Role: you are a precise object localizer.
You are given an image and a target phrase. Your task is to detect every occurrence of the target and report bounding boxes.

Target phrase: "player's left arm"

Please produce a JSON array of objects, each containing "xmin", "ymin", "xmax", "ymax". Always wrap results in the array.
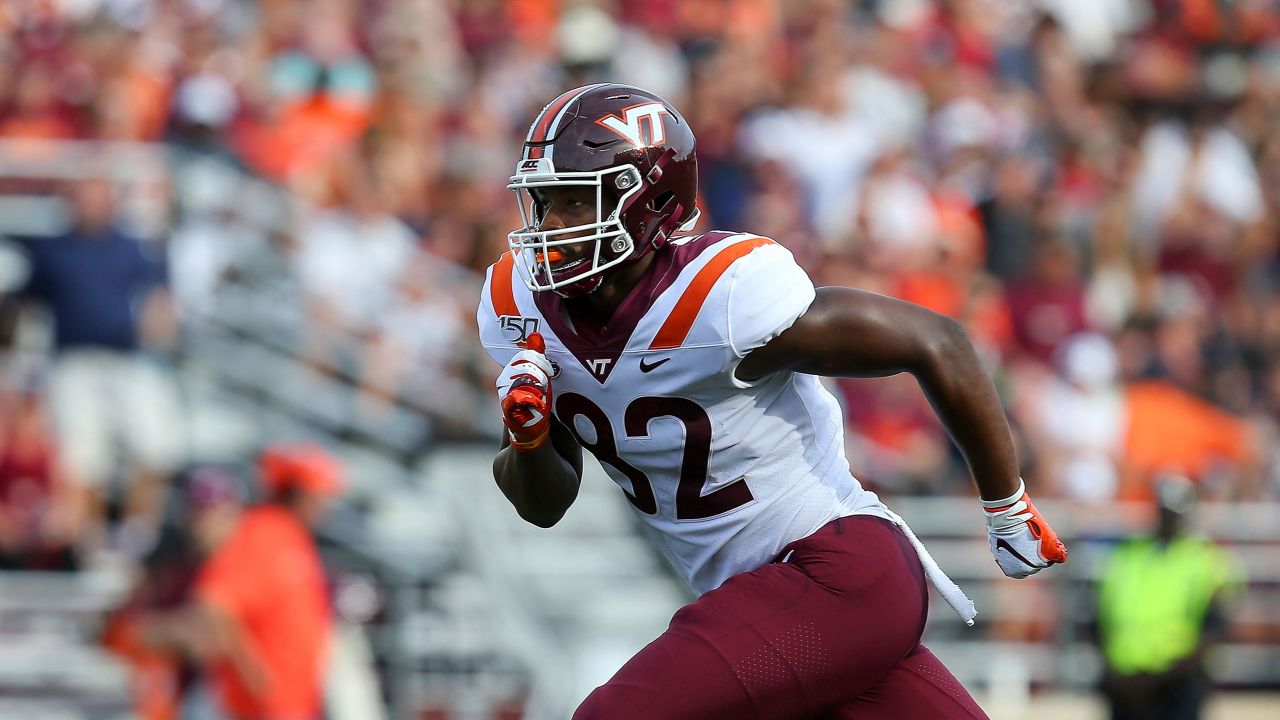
[{"xmin": 738, "ymin": 286, "xmax": 1067, "ymax": 577}]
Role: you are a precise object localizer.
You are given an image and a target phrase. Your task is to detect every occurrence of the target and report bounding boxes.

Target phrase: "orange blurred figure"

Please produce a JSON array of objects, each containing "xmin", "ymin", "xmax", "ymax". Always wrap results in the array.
[{"xmin": 193, "ymin": 442, "xmax": 344, "ymax": 719}]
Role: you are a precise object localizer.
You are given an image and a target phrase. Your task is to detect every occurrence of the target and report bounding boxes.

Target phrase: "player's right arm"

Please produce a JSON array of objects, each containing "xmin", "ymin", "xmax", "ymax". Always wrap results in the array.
[{"xmin": 491, "ymin": 332, "xmax": 584, "ymax": 527}]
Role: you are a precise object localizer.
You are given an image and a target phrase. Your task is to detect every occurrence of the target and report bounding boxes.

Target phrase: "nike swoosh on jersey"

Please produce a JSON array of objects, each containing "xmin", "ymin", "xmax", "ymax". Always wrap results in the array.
[{"xmin": 639, "ymin": 357, "xmax": 671, "ymax": 373}]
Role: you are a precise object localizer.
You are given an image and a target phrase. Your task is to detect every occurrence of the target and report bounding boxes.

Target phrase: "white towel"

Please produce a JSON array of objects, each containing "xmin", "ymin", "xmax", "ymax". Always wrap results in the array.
[{"xmin": 882, "ymin": 508, "xmax": 978, "ymax": 626}]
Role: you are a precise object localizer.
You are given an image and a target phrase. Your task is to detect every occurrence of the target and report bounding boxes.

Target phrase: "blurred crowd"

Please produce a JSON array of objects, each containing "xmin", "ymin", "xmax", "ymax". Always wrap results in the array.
[
  {"xmin": 0, "ymin": 0, "xmax": 1278, "ymax": 572},
  {"xmin": 0, "ymin": 2, "xmax": 1275, "ymax": 716}
]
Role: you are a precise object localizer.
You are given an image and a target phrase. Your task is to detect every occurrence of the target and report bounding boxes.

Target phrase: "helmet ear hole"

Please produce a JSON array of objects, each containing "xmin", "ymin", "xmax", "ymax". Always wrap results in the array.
[{"xmin": 650, "ymin": 191, "xmax": 675, "ymax": 213}]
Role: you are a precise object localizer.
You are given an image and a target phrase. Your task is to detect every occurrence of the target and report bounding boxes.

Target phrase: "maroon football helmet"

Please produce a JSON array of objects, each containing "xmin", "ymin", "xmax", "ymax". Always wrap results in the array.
[{"xmin": 507, "ymin": 83, "xmax": 700, "ymax": 297}]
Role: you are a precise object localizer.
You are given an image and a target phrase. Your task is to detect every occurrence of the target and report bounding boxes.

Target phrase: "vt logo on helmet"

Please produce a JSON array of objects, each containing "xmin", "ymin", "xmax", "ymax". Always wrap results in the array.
[
  {"xmin": 596, "ymin": 102, "xmax": 671, "ymax": 146},
  {"xmin": 507, "ymin": 84, "xmax": 700, "ymax": 298}
]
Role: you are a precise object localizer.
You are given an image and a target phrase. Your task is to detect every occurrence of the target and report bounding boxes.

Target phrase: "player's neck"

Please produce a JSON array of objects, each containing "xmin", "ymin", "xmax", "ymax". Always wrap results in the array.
[{"xmin": 579, "ymin": 253, "xmax": 657, "ymax": 325}]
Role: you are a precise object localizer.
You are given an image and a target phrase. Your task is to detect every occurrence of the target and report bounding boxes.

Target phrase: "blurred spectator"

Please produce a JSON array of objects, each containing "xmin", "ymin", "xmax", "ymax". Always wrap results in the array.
[
  {"xmin": 168, "ymin": 202, "xmax": 271, "ymax": 320},
  {"xmin": 293, "ymin": 162, "xmax": 415, "ymax": 352},
  {"xmin": 357, "ymin": 254, "xmax": 471, "ymax": 421},
  {"xmin": 232, "ymin": 0, "xmax": 376, "ymax": 184},
  {"xmin": 188, "ymin": 442, "xmax": 342, "ymax": 720},
  {"xmin": 106, "ymin": 444, "xmax": 342, "ymax": 720},
  {"xmin": 1083, "ymin": 199, "xmax": 1140, "ymax": 333},
  {"xmin": 16, "ymin": 177, "xmax": 185, "ymax": 556},
  {"xmin": 1005, "ymin": 238, "xmax": 1089, "ymax": 365},
  {"xmin": 1132, "ymin": 118, "xmax": 1264, "ymax": 244},
  {"xmin": 1040, "ymin": 0, "xmax": 1142, "ymax": 63},
  {"xmin": 858, "ymin": 151, "xmax": 943, "ymax": 265},
  {"xmin": 607, "ymin": 5, "xmax": 689, "ymax": 102},
  {"xmin": 1019, "ymin": 332, "xmax": 1124, "ymax": 503},
  {"xmin": 0, "ymin": 63, "xmax": 80, "ymax": 141},
  {"xmin": 741, "ymin": 61, "xmax": 882, "ymax": 246},
  {"xmin": 1120, "ymin": 378, "xmax": 1260, "ymax": 501},
  {"xmin": 104, "ymin": 466, "xmax": 247, "ymax": 720},
  {"xmin": 979, "ymin": 154, "xmax": 1045, "ymax": 283},
  {"xmin": 1096, "ymin": 475, "xmax": 1245, "ymax": 720},
  {"xmin": 0, "ymin": 364, "xmax": 80, "ymax": 570},
  {"xmin": 841, "ymin": 374, "xmax": 955, "ymax": 495}
]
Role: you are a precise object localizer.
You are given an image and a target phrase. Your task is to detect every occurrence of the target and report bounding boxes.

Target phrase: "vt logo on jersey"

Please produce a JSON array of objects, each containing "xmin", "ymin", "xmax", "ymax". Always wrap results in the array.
[
  {"xmin": 596, "ymin": 103, "xmax": 670, "ymax": 147},
  {"xmin": 586, "ymin": 357, "xmax": 613, "ymax": 381}
]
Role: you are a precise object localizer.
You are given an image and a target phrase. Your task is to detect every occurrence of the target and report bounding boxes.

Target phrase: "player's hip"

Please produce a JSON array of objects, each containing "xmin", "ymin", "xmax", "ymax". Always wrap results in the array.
[{"xmin": 775, "ymin": 515, "xmax": 928, "ymax": 610}]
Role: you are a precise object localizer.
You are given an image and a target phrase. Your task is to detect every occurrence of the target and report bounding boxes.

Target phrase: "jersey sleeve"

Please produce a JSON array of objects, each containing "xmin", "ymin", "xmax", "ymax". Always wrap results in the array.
[
  {"xmin": 725, "ymin": 241, "xmax": 816, "ymax": 360},
  {"xmin": 477, "ymin": 261, "xmax": 520, "ymax": 368}
]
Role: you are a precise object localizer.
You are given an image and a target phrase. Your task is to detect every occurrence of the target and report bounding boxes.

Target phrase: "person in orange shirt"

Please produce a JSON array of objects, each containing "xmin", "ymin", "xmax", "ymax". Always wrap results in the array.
[
  {"xmin": 1121, "ymin": 380, "xmax": 1259, "ymax": 501},
  {"xmin": 132, "ymin": 443, "xmax": 343, "ymax": 720},
  {"xmin": 191, "ymin": 442, "xmax": 343, "ymax": 720}
]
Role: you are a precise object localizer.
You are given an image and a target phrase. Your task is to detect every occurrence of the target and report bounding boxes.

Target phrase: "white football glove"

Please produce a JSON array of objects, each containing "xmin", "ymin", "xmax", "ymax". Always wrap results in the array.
[
  {"xmin": 982, "ymin": 479, "xmax": 1068, "ymax": 579},
  {"xmin": 496, "ymin": 332, "xmax": 554, "ymax": 451}
]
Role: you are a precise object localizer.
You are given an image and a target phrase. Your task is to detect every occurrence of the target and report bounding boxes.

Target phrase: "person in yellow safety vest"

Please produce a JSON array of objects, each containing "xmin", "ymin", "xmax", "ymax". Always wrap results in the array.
[{"xmin": 1096, "ymin": 475, "xmax": 1244, "ymax": 720}]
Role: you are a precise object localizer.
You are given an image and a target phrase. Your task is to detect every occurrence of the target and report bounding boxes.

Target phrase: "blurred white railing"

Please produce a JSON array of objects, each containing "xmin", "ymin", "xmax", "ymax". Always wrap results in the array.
[{"xmin": 0, "ymin": 568, "xmax": 135, "ymax": 717}]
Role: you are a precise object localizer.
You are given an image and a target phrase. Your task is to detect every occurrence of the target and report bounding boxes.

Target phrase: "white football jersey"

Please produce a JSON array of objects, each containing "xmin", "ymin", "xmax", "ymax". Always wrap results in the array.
[{"xmin": 478, "ymin": 232, "xmax": 892, "ymax": 595}]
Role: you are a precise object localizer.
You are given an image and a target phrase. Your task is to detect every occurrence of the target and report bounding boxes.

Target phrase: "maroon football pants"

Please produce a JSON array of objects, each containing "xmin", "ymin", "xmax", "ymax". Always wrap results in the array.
[{"xmin": 573, "ymin": 515, "xmax": 989, "ymax": 719}]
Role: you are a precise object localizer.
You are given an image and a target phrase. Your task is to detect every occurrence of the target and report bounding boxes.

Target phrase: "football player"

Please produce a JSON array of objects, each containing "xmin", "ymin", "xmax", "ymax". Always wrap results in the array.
[{"xmin": 478, "ymin": 83, "xmax": 1067, "ymax": 719}]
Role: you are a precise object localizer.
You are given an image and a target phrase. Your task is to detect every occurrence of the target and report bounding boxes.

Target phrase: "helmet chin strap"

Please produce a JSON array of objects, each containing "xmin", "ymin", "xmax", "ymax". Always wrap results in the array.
[
  {"xmin": 676, "ymin": 207, "xmax": 701, "ymax": 232},
  {"xmin": 633, "ymin": 198, "xmax": 693, "ymax": 256}
]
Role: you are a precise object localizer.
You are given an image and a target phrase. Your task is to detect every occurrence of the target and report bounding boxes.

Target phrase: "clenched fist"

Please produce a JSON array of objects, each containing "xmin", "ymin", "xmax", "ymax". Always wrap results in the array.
[
  {"xmin": 496, "ymin": 332, "xmax": 554, "ymax": 451},
  {"xmin": 982, "ymin": 480, "xmax": 1068, "ymax": 579}
]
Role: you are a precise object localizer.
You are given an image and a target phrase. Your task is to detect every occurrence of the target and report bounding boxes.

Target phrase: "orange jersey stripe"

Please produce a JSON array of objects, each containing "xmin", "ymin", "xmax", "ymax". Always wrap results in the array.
[
  {"xmin": 649, "ymin": 236, "xmax": 775, "ymax": 350},
  {"xmin": 491, "ymin": 253, "xmax": 519, "ymax": 317}
]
